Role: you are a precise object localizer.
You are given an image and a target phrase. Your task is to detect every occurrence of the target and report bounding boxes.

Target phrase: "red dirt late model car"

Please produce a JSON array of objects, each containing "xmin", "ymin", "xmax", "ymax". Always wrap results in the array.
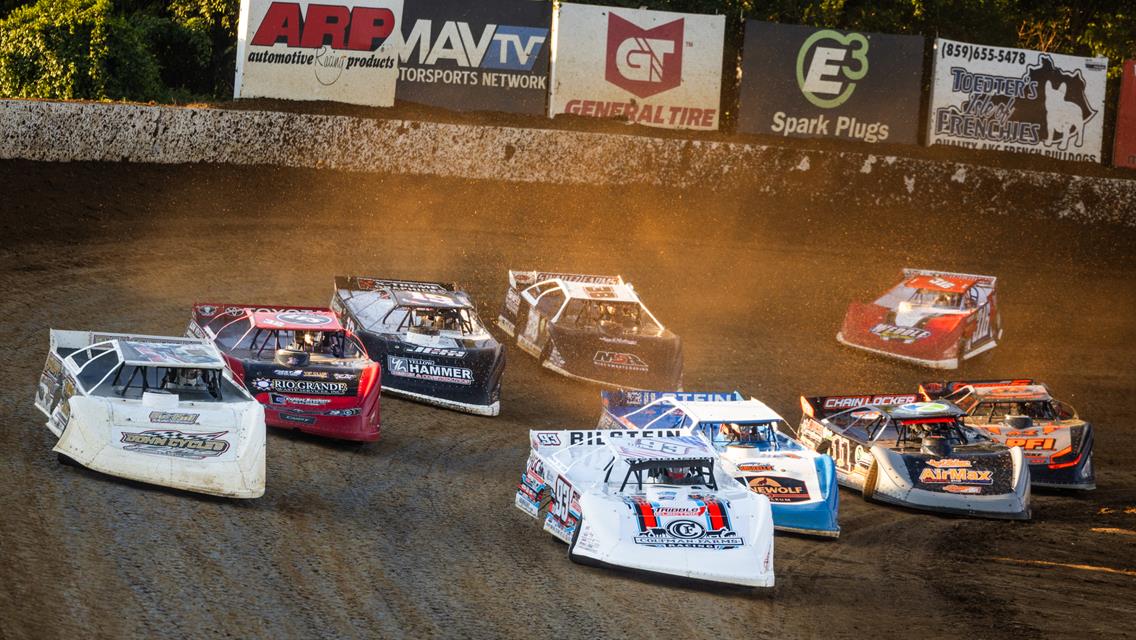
[
  {"xmin": 187, "ymin": 304, "xmax": 381, "ymax": 441},
  {"xmin": 920, "ymin": 379, "xmax": 1095, "ymax": 490},
  {"xmin": 838, "ymin": 269, "xmax": 1002, "ymax": 369}
]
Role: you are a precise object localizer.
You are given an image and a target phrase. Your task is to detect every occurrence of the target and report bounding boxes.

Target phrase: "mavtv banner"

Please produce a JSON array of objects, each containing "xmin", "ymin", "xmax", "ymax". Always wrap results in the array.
[
  {"xmin": 737, "ymin": 22, "xmax": 924, "ymax": 144},
  {"xmin": 927, "ymin": 38, "xmax": 1108, "ymax": 163},
  {"xmin": 549, "ymin": 3, "xmax": 725, "ymax": 131},
  {"xmin": 235, "ymin": 0, "xmax": 404, "ymax": 106},
  {"xmin": 397, "ymin": 0, "xmax": 551, "ymax": 115}
]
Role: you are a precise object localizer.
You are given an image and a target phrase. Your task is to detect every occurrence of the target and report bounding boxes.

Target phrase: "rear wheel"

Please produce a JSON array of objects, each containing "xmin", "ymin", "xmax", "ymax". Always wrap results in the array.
[{"xmin": 862, "ymin": 461, "xmax": 879, "ymax": 500}]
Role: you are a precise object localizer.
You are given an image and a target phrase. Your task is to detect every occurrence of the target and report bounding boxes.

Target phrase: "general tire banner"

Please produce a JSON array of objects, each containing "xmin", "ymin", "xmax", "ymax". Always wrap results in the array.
[
  {"xmin": 235, "ymin": 0, "xmax": 404, "ymax": 106},
  {"xmin": 396, "ymin": 0, "xmax": 551, "ymax": 115},
  {"xmin": 737, "ymin": 22, "xmax": 923, "ymax": 144},
  {"xmin": 927, "ymin": 38, "xmax": 1108, "ymax": 163},
  {"xmin": 548, "ymin": 3, "xmax": 725, "ymax": 131},
  {"xmin": 1113, "ymin": 60, "xmax": 1136, "ymax": 169}
]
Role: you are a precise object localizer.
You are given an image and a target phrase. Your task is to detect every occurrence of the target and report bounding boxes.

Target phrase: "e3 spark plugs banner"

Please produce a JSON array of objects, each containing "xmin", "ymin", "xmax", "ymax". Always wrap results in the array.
[{"xmin": 737, "ymin": 22, "xmax": 924, "ymax": 144}]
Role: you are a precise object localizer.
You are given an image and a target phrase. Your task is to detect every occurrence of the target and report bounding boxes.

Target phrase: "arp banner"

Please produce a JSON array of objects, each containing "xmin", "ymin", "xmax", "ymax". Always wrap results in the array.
[
  {"xmin": 1113, "ymin": 59, "xmax": 1136, "ymax": 169},
  {"xmin": 549, "ymin": 3, "xmax": 726, "ymax": 131},
  {"xmin": 397, "ymin": 0, "xmax": 551, "ymax": 115},
  {"xmin": 927, "ymin": 38, "xmax": 1108, "ymax": 163},
  {"xmin": 737, "ymin": 22, "xmax": 924, "ymax": 144},
  {"xmin": 235, "ymin": 0, "xmax": 404, "ymax": 106}
]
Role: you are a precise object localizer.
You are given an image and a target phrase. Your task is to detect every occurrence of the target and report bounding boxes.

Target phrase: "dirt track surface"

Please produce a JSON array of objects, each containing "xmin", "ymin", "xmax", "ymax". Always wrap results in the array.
[{"xmin": 1, "ymin": 160, "xmax": 1134, "ymax": 639}]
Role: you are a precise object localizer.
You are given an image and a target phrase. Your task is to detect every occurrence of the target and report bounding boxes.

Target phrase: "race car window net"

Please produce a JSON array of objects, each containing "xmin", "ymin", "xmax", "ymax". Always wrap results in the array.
[
  {"xmin": 980, "ymin": 401, "xmax": 1059, "ymax": 421},
  {"xmin": 560, "ymin": 299, "xmax": 662, "ymax": 334},
  {"xmin": 398, "ymin": 306, "xmax": 485, "ymax": 336},
  {"xmin": 615, "ymin": 459, "xmax": 717, "ymax": 492}
]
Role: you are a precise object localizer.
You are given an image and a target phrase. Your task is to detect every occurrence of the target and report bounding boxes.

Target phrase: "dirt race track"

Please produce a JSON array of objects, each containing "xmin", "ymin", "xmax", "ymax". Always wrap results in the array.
[{"xmin": 1, "ymin": 159, "xmax": 1134, "ymax": 639}]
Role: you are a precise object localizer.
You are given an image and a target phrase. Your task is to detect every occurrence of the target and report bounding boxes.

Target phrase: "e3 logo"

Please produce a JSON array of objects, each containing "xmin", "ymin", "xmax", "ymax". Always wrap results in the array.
[{"xmin": 796, "ymin": 30, "xmax": 869, "ymax": 109}]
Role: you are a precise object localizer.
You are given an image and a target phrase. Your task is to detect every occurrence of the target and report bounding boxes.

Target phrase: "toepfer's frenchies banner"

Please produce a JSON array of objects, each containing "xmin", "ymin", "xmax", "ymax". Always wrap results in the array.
[
  {"xmin": 927, "ymin": 38, "xmax": 1108, "ymax": 162},
  {"xmin": 396, "ymin": 0, "xmax": 551, "ymax": 115},
  {"xmin": 549, "ymin": 3, "xmax": 726, "ymax": 131},
  {"xmin": 1113, "ymin": 59, "xmax": 1136, "ymax": 169},
  {"xmin": 737, "ymin": 22, "xmax": 924, "ymax": 144},
  {"xmin": 235, "ymin": 0, "xmax": 404, "ymax": 106}
]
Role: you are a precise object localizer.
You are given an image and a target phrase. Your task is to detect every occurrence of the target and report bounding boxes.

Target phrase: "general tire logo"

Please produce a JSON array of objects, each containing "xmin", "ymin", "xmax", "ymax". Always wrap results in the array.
[
  {"xmin": 796, "ymin": 30, "xmax": 869, "ymax": 108},
  {"xmin": 148, "ymin": 411, "xmax": 199, "ymax": 425},
  {"xmin": 605, "ymin": 14, "xmax": 683, "ymax": 98}
]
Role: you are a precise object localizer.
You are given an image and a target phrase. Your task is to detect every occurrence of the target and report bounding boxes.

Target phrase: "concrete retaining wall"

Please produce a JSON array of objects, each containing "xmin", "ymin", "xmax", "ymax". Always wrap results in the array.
[{"xmin": 2, "ymin": 99, "xmax": 1134, "ymax": 225}]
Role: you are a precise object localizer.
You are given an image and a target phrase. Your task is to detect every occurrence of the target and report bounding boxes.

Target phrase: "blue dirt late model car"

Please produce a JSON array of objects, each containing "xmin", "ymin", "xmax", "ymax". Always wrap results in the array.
[
  {"xmin": 599, "ymin": 390, "xmax": 840, "ymax": 538},
  {"xmin": 495, "ymin": 271, "xmax": 682, "ymax": 390}
]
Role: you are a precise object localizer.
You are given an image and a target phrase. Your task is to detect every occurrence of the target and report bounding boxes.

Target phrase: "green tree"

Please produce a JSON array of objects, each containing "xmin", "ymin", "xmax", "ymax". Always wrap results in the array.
[{"xmin": 0, "ymin": 0, "xmax": 165, "ymax": 100}]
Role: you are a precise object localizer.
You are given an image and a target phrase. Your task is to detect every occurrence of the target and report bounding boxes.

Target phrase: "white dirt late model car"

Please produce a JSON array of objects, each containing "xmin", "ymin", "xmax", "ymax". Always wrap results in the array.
[
  {"xmin": 34, "ymin": 330, "xmax": 266, "ymax": 498},
  {"xmin": 515, "ymin": 429, "xmax": 774, "ymax": 587}
]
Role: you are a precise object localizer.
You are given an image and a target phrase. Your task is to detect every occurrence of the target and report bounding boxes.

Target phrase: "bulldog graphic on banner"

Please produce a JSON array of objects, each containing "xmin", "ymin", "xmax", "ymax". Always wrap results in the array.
[{"xmin": 927, "ymin": 38, "xmax": 1107, "ymax": 163}]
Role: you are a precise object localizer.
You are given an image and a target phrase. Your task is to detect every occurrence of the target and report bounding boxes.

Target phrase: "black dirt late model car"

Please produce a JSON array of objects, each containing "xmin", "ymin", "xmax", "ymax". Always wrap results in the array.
[
  {"xmin": 796, "ymin": 393, "xmax": 1031, "ymax": 519},
  {"xmin": 331, "ymin": 276, "xmax": 504, "ymax": 416},
  {"xmin": 920, "ymin": 379, "xmax": 1095, "ymax": 490},
  {"xmin": 495, "ymin": 271, "xmax": 682, "ymax": 390}
]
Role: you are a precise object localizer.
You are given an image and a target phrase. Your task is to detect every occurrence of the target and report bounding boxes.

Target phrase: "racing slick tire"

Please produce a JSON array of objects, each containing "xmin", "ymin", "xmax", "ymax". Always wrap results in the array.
[
  {"xmin": 567, "ymin": 517, "xmax": 600, "ymax": 568},
  {"xmin": 862, "ymin": 461, "xmax": 879, "ymax": 500}
]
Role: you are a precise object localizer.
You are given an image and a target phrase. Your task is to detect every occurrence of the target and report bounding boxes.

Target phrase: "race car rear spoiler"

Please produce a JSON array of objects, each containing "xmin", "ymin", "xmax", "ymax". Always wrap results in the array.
[
  {"xmin": 508, "ymin": 270, "xmax": 624, "ymax": 288},
  {"xmin": 51, "ymin": 329, "xmax": 208, "ymax": 352},
  {"xmin": 530, "ymin": 428, "xmax": 691, "ymax": 452},
  {"xmin": 334, "ymin": 276, "xmax": 457, "ymax": 294},
  {"xmin": 919, "ymin": 379, "xmax": 1040, "ymax": 400},
  {"xmin": 189, "ymin": 302, "xmax": 331, "ymax": 329},
  {"xmin": 902, "ymin": 268, "xmax": 996, "ymax": 287},
  {"xmin": 600, "ymin": 389, "xmax": 742, "ymax": 411},
  {"xmin": 800, "ymin": 393, "xmax": 920, "ymax": 420}
]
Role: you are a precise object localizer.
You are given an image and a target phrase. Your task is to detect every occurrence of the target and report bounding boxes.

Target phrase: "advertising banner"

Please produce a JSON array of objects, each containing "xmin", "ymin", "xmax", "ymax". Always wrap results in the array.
[
  {"xmin": 234, "ymin": 0, "xmax": 404, "ymax": 106},
  {"xmin": 927, "ymin": 38, "xmax": 1108, "ymax": 162},
  {"xmin": 1113, "ymin": 59, "xmax": 1136, "ymax": 169},
  {"xmin": 737, "ymin": 22, "xmax": 924, "ymax": 144},
  {"xmin": 549, "ymin": 3, "xmax": 726, "ymax": 131},
  {"xmin": 397, "ymin": 0, "xmax": 552, "ymax": 115}
]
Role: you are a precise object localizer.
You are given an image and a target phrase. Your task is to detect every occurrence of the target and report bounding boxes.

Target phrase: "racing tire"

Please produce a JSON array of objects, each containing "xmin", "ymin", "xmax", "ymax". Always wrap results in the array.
[
  {"xmin": 862, "ymin": 461, "xmax": 879, "ymax": 501},
  {"xmin": 57, "ymin": 453, "xmax": 78, "ymax": 467}
]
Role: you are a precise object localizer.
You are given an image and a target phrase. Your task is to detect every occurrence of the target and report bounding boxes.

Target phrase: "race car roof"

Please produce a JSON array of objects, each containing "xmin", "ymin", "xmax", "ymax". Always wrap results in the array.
[
  {"xmin": 663, "ymin": 398, "xmax": 785, "ymax": 424},
  {"xmin": 250, "ymin": 310, "xmax": 342, "ymax": 332},
  {"xmin": 560, "ymin": 279, "xmax": 640, "ymax": 303},
  {"xmin": 610, "ymin": 435, "xmax": 716, "ymax": 461},
  {"xmin": 904, "ymin": 274, "xmax": 979, "ymax": 293},
  {"xmin": 118, "ymin": 339, "xmax": 225, "ymax": 369},
  {"xmin": 882, "ymin": 401, "xmax": 967, "ymax": 419},
  {"xmin": 391, "ymin": 289, "xmax": 470, "ymax": 309},
  {"xmin": 971, "ymin": 385, "xmax": 1052, "ymax": 401}
]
